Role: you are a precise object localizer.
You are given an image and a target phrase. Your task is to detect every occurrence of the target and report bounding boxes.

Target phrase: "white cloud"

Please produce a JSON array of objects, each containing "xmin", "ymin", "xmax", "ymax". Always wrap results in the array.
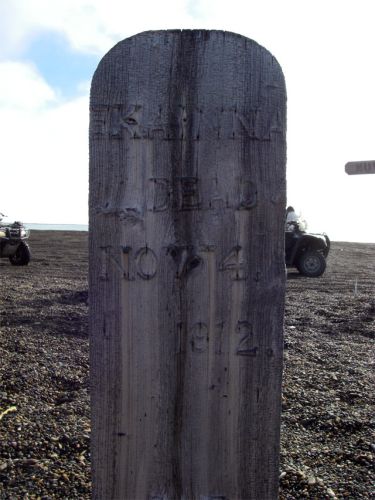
[
  {"xmin": 1, "ymin": 0, "xmax": 375, "ymax": 238},
  {"xmin": 0, "ymin": 97, "xmax": 89, "ymax": 224},
  {"xmin": 0, "ymin": 61, "xmax": 57, "ymax": 110},
  {"xmin": 0, "ymin": 61, "xmax": 88, "ymax": 223},
  {"xmin": 0, "ymin": 0, "xmax": 199, "ymax": 57},
  {"xmin": 0, "ymin": 0, "xmax": 209, "ymax": 225}
]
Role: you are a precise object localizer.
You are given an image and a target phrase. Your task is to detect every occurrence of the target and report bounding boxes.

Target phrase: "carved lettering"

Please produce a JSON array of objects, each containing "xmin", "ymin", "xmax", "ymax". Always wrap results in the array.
[
  {"xmin": 235, "ymin": 109, "xmax": 262, "ymax": 139},
  {"xmin": 214, "ymin": 321, "xmax": 225, "ymax": 355},
  {"xmin": 121, "ymin": 246, "xmax": 134, "ymax": 281},
  {"xmin": 167, "ymin": 245, "xmax": 203, "ymax": 279},
  {"xmin": 179, "ymin": 177, "xmax": 200, "ymax": 210},
  {"xmin": 149, "ymin": 178, "xmax": 171, "ymax": 212},
  {"xmin": 191, "ymin": 322, "xmax": 209, "ymax": 352},
  {"xmin": 200, "ymin": 496, "xmax": 228, "ymax": 500},
  {"xmin": 99, "ymin": 246, "xmax": 129, "ymax": 280},
  {"xmin": 239, "ymin": 179, "xmax": 257, "ymax": 210},
  {"xmin": 236, "ymin": 321, "xmax": 257, "ymax": 356},
  {"xmin": 109, "ymin": 106, "xmax": 122, "ymax": 138},
  {"xmin": 99, "ymin": 244, "xmax": 252, "ymax": 285},
  {"xmin": 172, "ymin": 319, "xmax": 271, "ymax": 359},
  {"xmin": 219, "ymin": 246, "xmax": 246, "ymax": 281},
  {"xmin": 135, "ymin": 246, "xmax": 157, "ymax": 280},
  {"xmin": 100, "ymin": 104, "xmax": 281, "ymax": 141},
  {"xmin": 101, "ymin": 176, "xmax": 260, "ymax": 214},
  {"xmin": 99, "ymin": 246, "xmax": 109, "ymax": 281},
  {"xmin": 91, "ymin": 106, "xmax": 107, "ymax": 137},
  {"xmin": 176, "ymin": 321, "xmax": 184, "ymax": 354},
  {"xmin": 99, "ymin": 245, "xmax": 156, "ymax": 281},
  {"xmin": 110, "ymin": 104, "xmax": 144, "ymax": 138}
]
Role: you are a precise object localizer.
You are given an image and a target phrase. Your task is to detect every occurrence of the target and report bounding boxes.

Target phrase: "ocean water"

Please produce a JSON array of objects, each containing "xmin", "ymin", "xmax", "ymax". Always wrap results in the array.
[{"xmin": 25, "ymin": 223, "xmax": 88, "ymax": 231}]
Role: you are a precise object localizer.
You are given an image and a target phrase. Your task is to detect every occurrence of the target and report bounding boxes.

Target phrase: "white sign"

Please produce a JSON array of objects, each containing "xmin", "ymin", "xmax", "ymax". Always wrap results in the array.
[{"xmin": 345, "ymin": 161, "xmax": 375, "ymax": 175}]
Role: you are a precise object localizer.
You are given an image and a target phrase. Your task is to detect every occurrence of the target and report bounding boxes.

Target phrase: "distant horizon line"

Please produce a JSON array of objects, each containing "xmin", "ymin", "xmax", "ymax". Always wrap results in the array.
[
  {"xmin": 18, "ymin": 222, "xmax": 375, "ymax": 244},
  {"xmin": 25, "ymin": 222, "xmax": 88, "ymax": 231},
  {"xmin": 26, "ymin": 222, "xmax": 88, "ymax": 226}
]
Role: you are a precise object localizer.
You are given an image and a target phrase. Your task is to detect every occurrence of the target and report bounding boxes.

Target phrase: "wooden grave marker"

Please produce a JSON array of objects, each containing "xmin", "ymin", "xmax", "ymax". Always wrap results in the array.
[{"xmin": 89, "ymin": 30, "xmax": 286, "ymax": 499}]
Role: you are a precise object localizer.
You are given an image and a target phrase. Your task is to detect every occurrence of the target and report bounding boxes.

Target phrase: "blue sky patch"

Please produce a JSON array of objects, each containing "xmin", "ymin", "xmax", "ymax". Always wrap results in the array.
[{"xmin": 24, "ymin": 32, "xmax": 100, "ymax": 98}]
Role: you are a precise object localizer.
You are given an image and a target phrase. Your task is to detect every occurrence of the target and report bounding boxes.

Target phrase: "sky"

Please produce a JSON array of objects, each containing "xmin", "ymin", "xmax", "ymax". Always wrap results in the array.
[{"xmin": 1, "ymin": 0, "xmax": 375, "ymax": 242}]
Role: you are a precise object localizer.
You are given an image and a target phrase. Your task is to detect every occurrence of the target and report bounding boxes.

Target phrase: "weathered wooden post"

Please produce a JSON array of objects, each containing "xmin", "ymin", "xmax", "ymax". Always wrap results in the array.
[{"xmin": 89, "ymin": 30, "xmax": 286, "ymax": 499}]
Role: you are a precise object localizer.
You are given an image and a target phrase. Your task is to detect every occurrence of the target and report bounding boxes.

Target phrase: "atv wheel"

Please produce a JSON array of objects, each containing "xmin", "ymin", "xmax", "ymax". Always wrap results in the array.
[
  {"xmin": 297, "ymin": 250, "xmax": 326, "ymax": 277},
  {"xmin": 9, "ymin": 243, "xmax": 31, "ymax": 266}
]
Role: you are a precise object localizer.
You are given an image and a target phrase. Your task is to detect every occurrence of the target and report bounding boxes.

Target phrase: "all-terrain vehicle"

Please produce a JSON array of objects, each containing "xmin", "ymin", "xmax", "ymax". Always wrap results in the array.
[
  {"xmin": 0, "ymin": 214, "xmax": 31, "ymax": 265},
  {"xmin": 285, "ymin": 219, "xmax": 329, "ymax": 277}
]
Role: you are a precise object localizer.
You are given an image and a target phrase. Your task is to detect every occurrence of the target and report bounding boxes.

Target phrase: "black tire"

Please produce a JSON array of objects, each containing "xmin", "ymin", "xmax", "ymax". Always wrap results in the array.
[
  {"xmin": 9, "ymin": 243, "xmax": 31, "ymax": 266},
  {"xmin": 297, "ymin": 250, "xmax": 326, "ymax": 277}
]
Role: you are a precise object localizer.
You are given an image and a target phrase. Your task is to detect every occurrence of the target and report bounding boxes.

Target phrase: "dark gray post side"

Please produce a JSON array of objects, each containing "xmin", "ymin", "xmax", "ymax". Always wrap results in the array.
[{"xmin": 89, "ymin": 30, "xmax": 286, "ymax": 500}]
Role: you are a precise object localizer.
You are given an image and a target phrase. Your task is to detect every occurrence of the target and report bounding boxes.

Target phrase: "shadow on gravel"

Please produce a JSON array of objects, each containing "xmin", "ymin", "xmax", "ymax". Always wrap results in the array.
[
  {"xmin": 56, "ymin": 290, "xmax": 88, "ymax": 305},
  {"xmin": 1, "ymin": 290, "xmax": 88, "ymax": 338}
]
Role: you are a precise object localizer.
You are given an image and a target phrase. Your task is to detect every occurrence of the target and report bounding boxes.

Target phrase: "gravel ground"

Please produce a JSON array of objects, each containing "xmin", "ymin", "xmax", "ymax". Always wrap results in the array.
[
  {"xmin": 0, "ymin": 231, "xmax": 374, "ymax": 499},
  {"xmin": 281, "ymin": 243, "xmax": 375, "ymax": 499}
]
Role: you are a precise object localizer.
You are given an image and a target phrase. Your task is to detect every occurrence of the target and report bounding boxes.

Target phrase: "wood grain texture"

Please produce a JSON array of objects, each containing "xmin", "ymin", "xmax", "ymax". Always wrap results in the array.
[{"xmin": 89, "ymin": 30, "xmax": 286, "ymax": 500}]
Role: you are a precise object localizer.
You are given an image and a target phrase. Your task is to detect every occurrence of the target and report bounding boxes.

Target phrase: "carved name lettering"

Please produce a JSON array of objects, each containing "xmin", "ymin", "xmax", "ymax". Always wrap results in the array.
[{"xmin": 90, "ymin": 104, "xmax": 283, "ymax": 141}]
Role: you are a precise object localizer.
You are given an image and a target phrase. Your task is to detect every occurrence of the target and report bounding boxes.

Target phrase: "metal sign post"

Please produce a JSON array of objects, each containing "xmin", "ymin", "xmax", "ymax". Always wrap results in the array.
[{"xmin": 345, "ymin": 161, "xmax": 375, "ymax": 175}]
